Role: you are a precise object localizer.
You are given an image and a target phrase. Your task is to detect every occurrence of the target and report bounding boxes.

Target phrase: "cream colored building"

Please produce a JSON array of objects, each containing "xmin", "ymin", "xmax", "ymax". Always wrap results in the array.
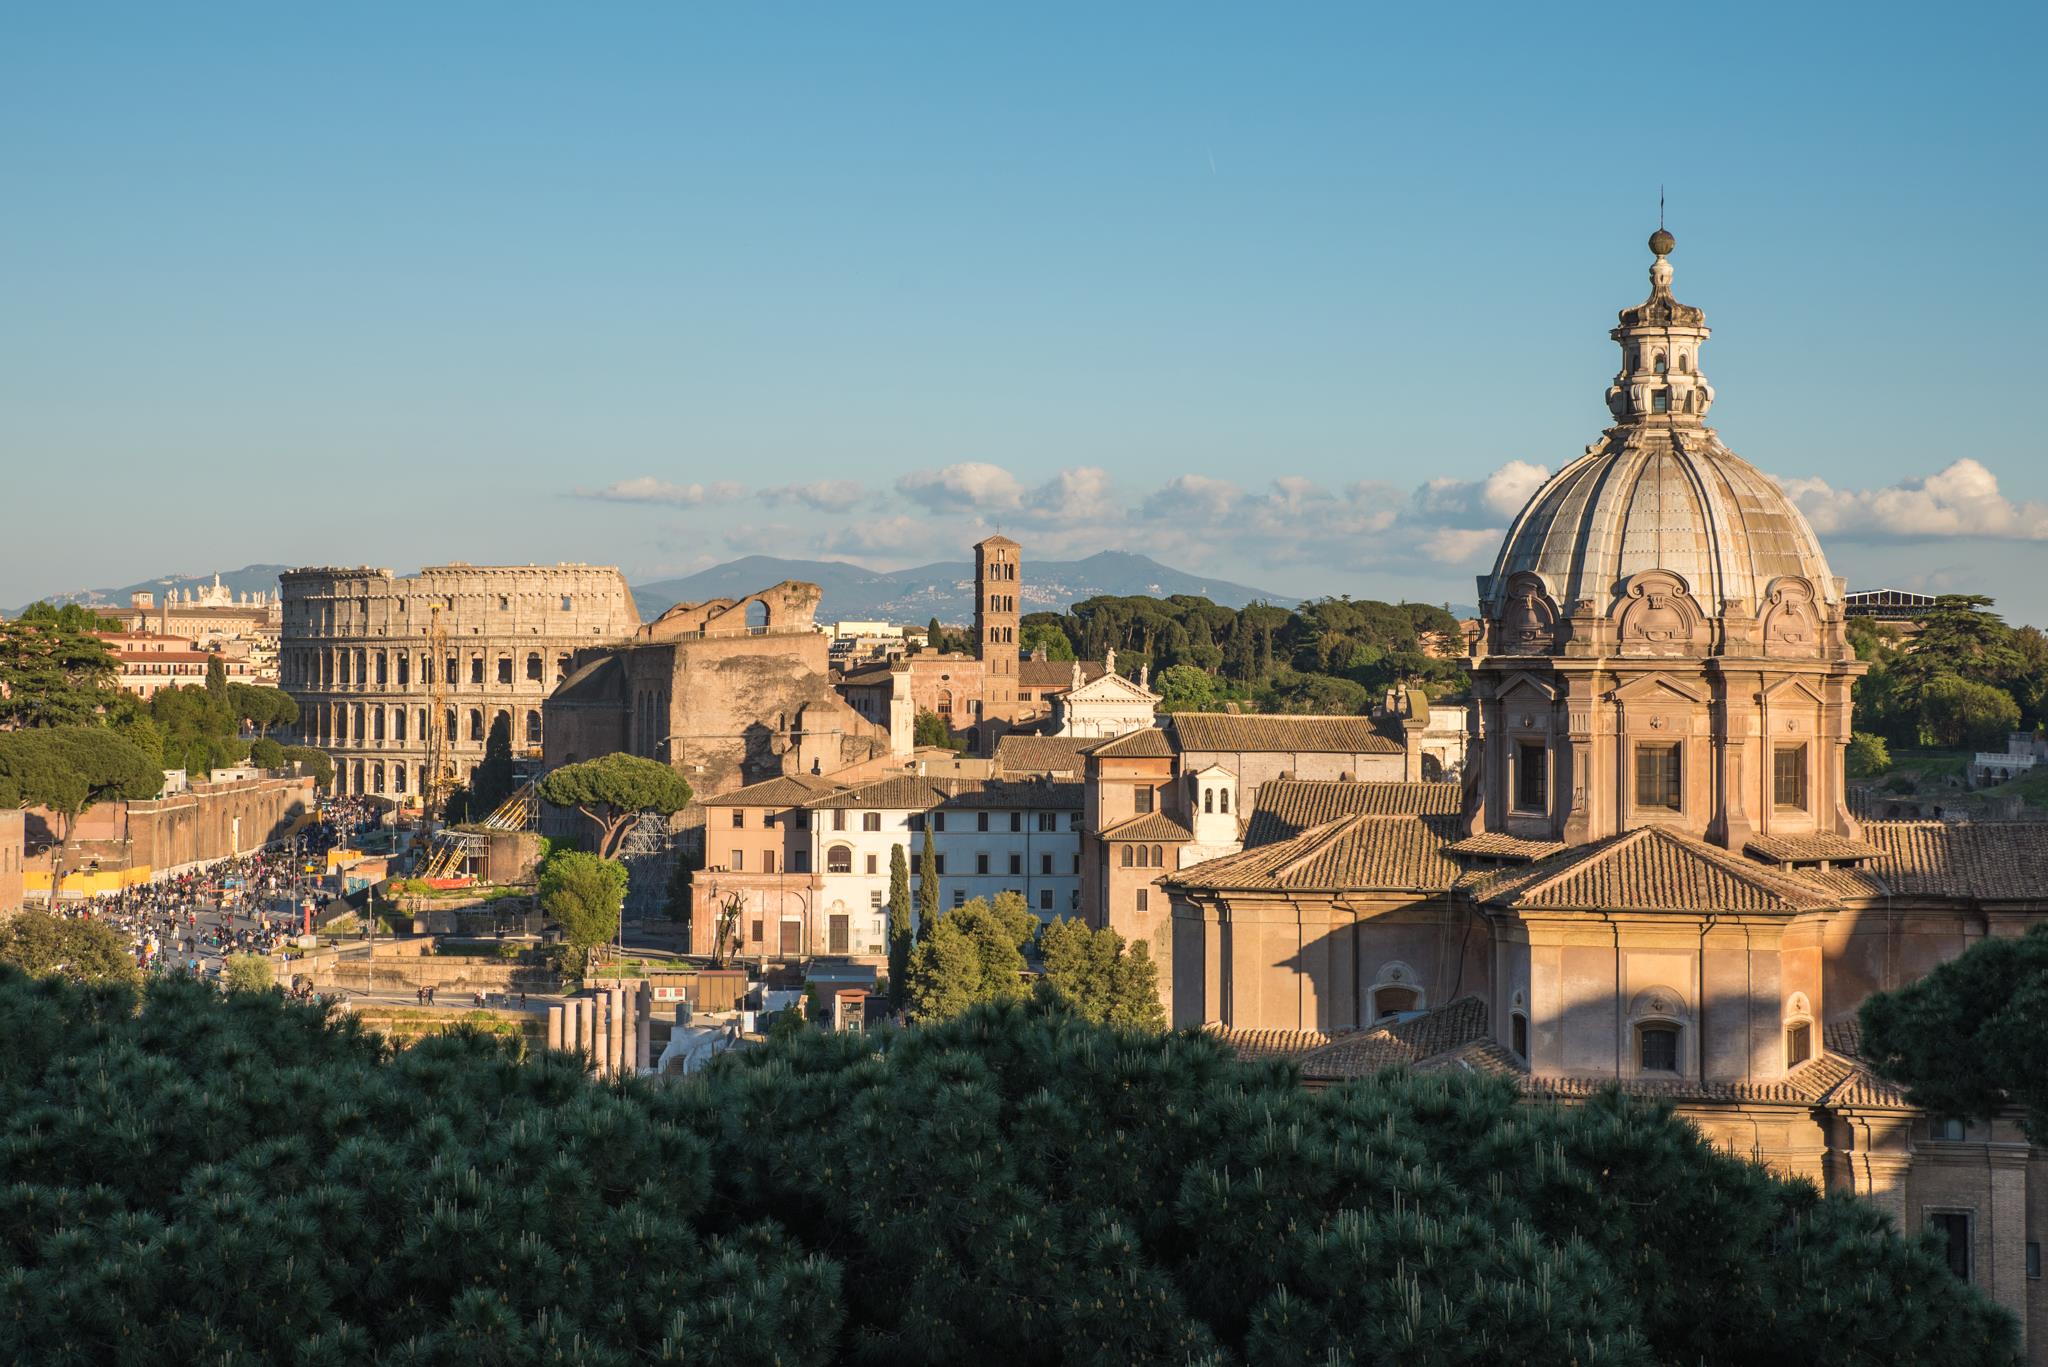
[{"xmin": 1166, "ymin": 230, "xmax": 2048, "ymax": 1352}]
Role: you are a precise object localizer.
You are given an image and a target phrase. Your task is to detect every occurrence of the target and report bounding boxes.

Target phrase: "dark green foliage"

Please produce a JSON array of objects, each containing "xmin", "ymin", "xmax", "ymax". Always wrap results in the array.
[
  {"xmin": 279, "ymin": 743, "xmax": 334, "ymax": 789},
  {"xmin": 1037, "ymin": 918, "xmax": 1165, "ymax": 1029},
  {"xmin": 1861, "ymin": 921, "xmax": 2048, "ymax": 1142},
  {"xmin": 470, "ymin": 713, "xmax": 516, "ymax": 815},
  {"xmin": 887, "ymin": 843, "xmax": 913, "ymax": 1010},
  {"xmin": 537, "ymin": 851, "xmax": 628, "ymax": 975},
  {"xmin": 1849, "ymin": 596, "xmax": 2040, "ymax": 749},
  {"xmin": 917, "ymin": 825, "xmax": 939, "ymax": 941},
  {"xmin": 1021, "ymin": 592, "xmax": 1468, "ymax": 715},
  {"xmin": 247, "ymin": 736, "xmax": 285, "ymax": 769},
  {"xmin": 0, "ymin": 912, "xmax": 140, "ymax": 987},
  {"xmin": 911, "ymin": 709, "xmax": 962, "ymax": 751},
  {"xmin": 0, "ymin": 607, "xmax": 122, "ymax": 728},
  {"xmin": 903, "ymin": 893, "xmax": 1037, "ymax": 1023},
  {"xmin": 0, "ymin": 976, "xmax": 2018, "ymax": 1365},
  {"xmin": 536, "ymin": 753, "xmax": 692, "ymax": 859}
]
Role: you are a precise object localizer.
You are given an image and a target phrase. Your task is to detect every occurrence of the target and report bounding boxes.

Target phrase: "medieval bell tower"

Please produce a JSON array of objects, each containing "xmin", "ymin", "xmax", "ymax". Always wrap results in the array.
[{"xmin": 974, "ymin": 535, "xmax": 1021, "ymax": 725}]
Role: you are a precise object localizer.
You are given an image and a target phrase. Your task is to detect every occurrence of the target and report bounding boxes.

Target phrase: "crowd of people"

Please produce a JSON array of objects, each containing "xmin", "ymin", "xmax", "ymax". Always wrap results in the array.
[{"xmin": 50, "ymin": 800, "xmax": 388, "ymax": 982}]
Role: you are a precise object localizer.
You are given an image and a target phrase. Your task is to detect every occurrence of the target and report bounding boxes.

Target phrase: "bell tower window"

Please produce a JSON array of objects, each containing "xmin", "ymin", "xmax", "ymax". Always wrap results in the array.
[
  {"xmin": 1652, "ymin": 389, "xmax": 1671, "ymax": 414},
  {"xmin": 1514, "ymin": 742, "xmax": 1547, "ymax": 812},
  {"xmin": 1653, "ymin": 351, "xmax": 1668, "ymax": 375}
]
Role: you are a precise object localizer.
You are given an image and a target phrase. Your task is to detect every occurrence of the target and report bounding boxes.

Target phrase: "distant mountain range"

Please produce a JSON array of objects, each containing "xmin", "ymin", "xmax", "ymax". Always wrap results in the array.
[
  {"xmin": 630, "ymin": 551, "xmax": 1293, "ymax": 622},
  {"xmin": 15, "ymin": 564, "xmax": 292, "ymax": 615},
  {"xmin": 16, "ymin": 552, "xmax": 1291, "ymax": 625}
]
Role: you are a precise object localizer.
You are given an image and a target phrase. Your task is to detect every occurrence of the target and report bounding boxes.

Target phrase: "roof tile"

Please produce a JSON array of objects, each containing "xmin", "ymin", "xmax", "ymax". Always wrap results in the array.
[{"xmin": 1170, "ymin": 712, "xmax": 1404, "ymax": 755}]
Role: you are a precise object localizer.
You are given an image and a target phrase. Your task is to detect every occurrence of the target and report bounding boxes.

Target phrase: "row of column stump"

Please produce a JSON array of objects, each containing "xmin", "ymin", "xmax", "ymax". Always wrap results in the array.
[{"xmin": 544, "ymin": 982, "xmax": 656, "ymax": 1076}]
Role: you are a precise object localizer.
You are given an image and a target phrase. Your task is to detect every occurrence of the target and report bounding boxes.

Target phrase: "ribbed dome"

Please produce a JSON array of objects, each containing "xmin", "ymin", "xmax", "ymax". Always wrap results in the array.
[{"xmin": 1488, "ymin": 431, "xmax": 1839, "ymax": 618}]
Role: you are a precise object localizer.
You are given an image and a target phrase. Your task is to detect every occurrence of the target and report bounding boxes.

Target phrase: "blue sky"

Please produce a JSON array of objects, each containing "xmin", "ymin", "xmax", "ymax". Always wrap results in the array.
[{"xmin": 6, "ymin": 3, "xmax": 2045, "ymax": 619}]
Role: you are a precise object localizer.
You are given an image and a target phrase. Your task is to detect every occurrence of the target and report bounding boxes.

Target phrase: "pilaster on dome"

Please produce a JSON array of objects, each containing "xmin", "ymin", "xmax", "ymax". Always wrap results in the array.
[{"xmin": 1606, "ymin": 228, "xmax": 1713, "ymax": 423}]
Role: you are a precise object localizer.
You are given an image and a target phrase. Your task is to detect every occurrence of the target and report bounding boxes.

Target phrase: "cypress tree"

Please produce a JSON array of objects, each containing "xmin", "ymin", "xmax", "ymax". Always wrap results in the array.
[
  {"xmin": 886, "ymin": 843, "xmax": 913, "ymax": 1008},
  {"xmin": 917, "ymin": 824, "xmax": 939, "ymax": 941}
]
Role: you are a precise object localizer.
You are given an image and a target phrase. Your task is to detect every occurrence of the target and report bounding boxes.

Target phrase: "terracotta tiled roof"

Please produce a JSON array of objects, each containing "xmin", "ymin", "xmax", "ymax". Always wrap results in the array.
[
  {"xmin": 991, "ymin": 734, "xmax": 1097, "ymax": 776},
  {"xmin": 1472, "ymin": 826, "xmax": 1838, "ymax": 914},
  {"xmin": 1205, "ymin": 1025, "xmax": 1333, "ymax": 1062},
  {"xmin": 835, "ymin": 663, "xmax": 898, "ymax": 687},
  {"xmin": 1099, "ymin": 811, "xmax": 1195, "ymax": 842},
  {"xmin": 1244, "ymin": 778, "xmax": 1461, "ymax": 846},
  {"xmin": 1169, "ymin": 813, "xmax": 1463, "ymax": 893},
  {"xmin": 1296, "ymin": 996, "xmax": 1491, "ymax": 1081},
  {"xmin": 1858, "ymin": 821, "xmax": 2048, "ymax": 900},
  {"xmin": 1743, "ymin": 831, "xmax": 1881, "ymax": 865},
  {"xmin": 1442, "ymin": 831, "xmax": 1569, "ymax": 861},
  {"xmin": 701, "ymin": 774, "xmax": 848, "ymax": 807},
  {"xmin": 805, "ymin": 776, "xmax": 1082, "ymax": 812},
  {"xmin": 1169, "ymin": 712, "xmax": 1404, "ymax": 755},
  {"xmin": 1082, "ymin": 727, "xmax": 1174, "ymax": 758},
  {"xmin": 1017, "ymin": 658, "xmax": 1107, "ymax": 690}
]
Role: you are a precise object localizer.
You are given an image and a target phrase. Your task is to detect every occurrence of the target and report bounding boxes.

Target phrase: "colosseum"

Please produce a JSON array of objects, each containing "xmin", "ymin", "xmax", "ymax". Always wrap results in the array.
[{"xmin": 278, "ymin": 564, "xmax": 640, "ymax": 801}]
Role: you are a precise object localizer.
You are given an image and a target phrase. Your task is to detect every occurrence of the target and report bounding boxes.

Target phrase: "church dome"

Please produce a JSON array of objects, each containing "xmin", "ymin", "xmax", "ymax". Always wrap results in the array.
[{"xmin": 1481, "ymin": 233, "xmax": 1840, "ymax": 636}]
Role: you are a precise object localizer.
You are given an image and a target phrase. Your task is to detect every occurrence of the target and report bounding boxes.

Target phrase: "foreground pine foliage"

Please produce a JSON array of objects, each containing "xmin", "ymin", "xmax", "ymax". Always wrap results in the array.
[{"xmin": 0, "ymin": 968, "xmax": 2018, "ymax": 1366}]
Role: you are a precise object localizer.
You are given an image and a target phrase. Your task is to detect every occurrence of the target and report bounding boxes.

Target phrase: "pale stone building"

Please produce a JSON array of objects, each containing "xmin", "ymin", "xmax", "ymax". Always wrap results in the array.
[
  {"xmin": 1048, "ymin": 652, "xmax": 1160, "ymax": 738},
  {"xmin": 279, "ymin": 563, "xmax": 639, "ymax": 801},
  {"xmin": 1163, "ymin": 230, "xmax": 2048, "ymax": 1351}
]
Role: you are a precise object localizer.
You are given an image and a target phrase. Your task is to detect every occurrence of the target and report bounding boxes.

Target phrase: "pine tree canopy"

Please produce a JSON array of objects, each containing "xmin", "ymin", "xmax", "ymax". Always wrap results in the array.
[{"xmin": 0, "ymin": 971, "xmax": 2018, "ymax": 1366}]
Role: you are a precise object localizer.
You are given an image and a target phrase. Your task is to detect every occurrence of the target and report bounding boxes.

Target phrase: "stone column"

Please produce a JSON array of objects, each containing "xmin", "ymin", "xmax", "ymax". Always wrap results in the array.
[
  {"xmin": 577, "ymin": 997, "xmax": 596, "ymax": 1070},
  {"xmin": 636, "ymin": 982, "xmax": 654, "ymax": 1075},
  {"xmin": 621, "ymin": 986, "xmax": 639, "ymax": 1074},
  {"xmin": 592, "ymin": 993, "xmax": 610, "ymax": 1077},
  {"xmin": 546, "ymin": 1004, "xmax": 565, "ymax": 1053},
  {"xmin": 608, "ymin": 986, "xmax": 627, "ymax": 1075}
]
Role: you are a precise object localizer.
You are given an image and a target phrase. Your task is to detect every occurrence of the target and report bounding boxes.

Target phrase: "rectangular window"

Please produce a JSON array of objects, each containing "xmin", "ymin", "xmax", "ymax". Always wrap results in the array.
[
  {"xmin": 730, "ymin": 850, "xmax": 743, "ymax": 872},
  {"xmin": 1929, "ymin": 1212, "xmax": 1972, "ymax": 1282},
  {"xmin": 934, "ymin": 855, "xmax": 945, "ymax": 875},
  {"xmin": 794, "ymin": 810, "xmax": 809, "ymax": 829},
  {"xmin": 1009, "ymin": 811, "xmax": 1022, "ymax": 832},
  {"xmin": 953, "ymin": 889, "xmax": 966, "ymax": 908},
  {"xmin": 933, "ymin": 813, "xmax": 946, "ymax": 832},
  {"xmin": 1008, "ymin": 854, "xmax": 1022, "ymax": 876},
  {"xmin": 2027, "ymin": 1241, "xmax": 2041, "ymax": 1280},
  {"xmin": 909, "ymin": 812, "xmax": 924, "ymax": 831},
  {"xmin": 793, "ymin": 850, "xmax": 810, "ymax": 873},
  {"xmin": 1133, "ymin": 786, "xmax": 1154, "ymax": 814},
  {"xmin": 1040, "ymin": 853, "xmax": 1052, "ymax": 875},
  {"xmin": 750, "ymin": 919, "xmax": 763, "ymax": 944},
  {"xmin": 763, "ymin": 851, "xmax": 776, "ymax": 874},
  {"xmin": 1635, "ymin": 743, "xmax": 1681, "ymax": 811},
  {"xmin": 1038, "ymin": 813, "xmax": 1055, "ymax": 832},
  {"xmin": 833, "ymin": 810, "xmax": 846, "ymax": 831},
  {"xmin": 732, "ymin": 810, "xmax": 745, "ymax": 828},
  {"xmin": 1514, "ymin": 742, "xmax": 1547, "ymax": 811},
  {"xmin": 1639, "ymin": 1025, "xmax": 1679, "ymax": 1072},
  {"xmin": 976, "ymin": 853, "xmax": 989, "ymax": 875},
  {"xmin": 977, "ymin": 812, "xmax": 989, "ymax": 832},
  {"xmin": 870, "ymin": 890, "xmax": 884, "ymax": 909},
  {"xmin": 1932, "ymin": 1116, "xmax": 1967, "ymax": 1142},
  {"xmin": 1039, "ymin": 889, "xmax": 1053, "ymax": 911},
  {"xmin": 863, "ymin": 812, "xmax": 881, "ymax": 831},
  {"xmin": 866, "ymin": 854, "xmax": 878, "ymax": 875},
  {"xmin": 1135, "ymin": 889, "xmax": 1149, "ymax": 912},
  {"xmin": 496, "ymin": 656, "xmax": 512, "ymax": 685},
  {"xmin": 1785, "ymin": 1021, "xmax": 1812, "ymax": 1067},
  {"xmin": 1773, "ymin": 744, "xmax": 1808, "ymax": 811}
]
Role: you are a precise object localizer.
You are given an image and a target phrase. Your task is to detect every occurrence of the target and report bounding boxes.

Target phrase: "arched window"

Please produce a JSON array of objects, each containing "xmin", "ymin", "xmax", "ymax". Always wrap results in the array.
[
  {"xmin": 1630, "ymin": 987, "xmax": 1687, "ymax": 1075},
  {"xmin": 1511, "ymin": 1012, "xmax": 1529, "ymax": 1058},
  {"xmin": 1677, "ymin": 353, "xmax": 1690, "ymax": 373},
  {"xmin": 1152, "ymin": 845, "xmax": 1164, "ymax": 867},
  {"xmin": 1369, "ymin": 962, "xmax": 1425, "ymax": 1022},
  {"xmin": 1653, "ymin": 351, "xmax": 1668, "ymax": 375},
  {"xmin": 1784, "ymin": 992, "xmax": 1815, "ymax": 1068},
  {"xmin": 1219, "ymin": 790, "xmax": 1229, "ymax": 814},
  {"xmin": 468, "ymin": 709, "xmax": 484, "ymax": 743},
  {"xmin": 525, "ymin": 710, "xmax": 542, "ymax": 746},
  {"xmin": 1203, "ymin": 789, "xmax": 1214, "ymax": 814},
  {"xmin": 445, "ymin": 708, "xmax": 458, "ymax": 742},
  {"xmin": 1684, "ymin": 391, "xmax": 1695, "ymax": 413},
  {"xmin": 1373, "ymin": 986, "xmax": 1419, "ymax": 1020},
  {"xmin": 746, "ymin": 599, "xmax": 770, "ymax": 632},
  {"xmin": 827, "ymin": 845, "xmax": 853, "ymax": 874},
  {"xmin": 526, "ymin": 652, "xmax": 542, "ymax": 682},
  {"xmin": 1120, "ymin": 845, "xmax": 1133, "ymax": 868}
]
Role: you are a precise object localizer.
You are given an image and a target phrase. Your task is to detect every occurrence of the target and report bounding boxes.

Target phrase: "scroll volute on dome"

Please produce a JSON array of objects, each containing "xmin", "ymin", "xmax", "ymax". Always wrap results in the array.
[
  {"xmin": 1493, "ymin": 572, "xmax": 1561, "ymax": 655},
  {"xmin": 1760, "ymin": 577, "xmax": 1824, "ymax": 660},
  {"xmin": 1614, "ymin": 570, "xmax": 1707, "ymax": 656}
]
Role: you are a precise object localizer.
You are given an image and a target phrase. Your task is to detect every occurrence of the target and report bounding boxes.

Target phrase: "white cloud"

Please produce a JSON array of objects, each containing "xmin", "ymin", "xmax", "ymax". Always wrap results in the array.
[
  {"xmin": 1142, "ymin": 474, "xmax": 1241, "ymax": 522},
  {"xmin": 1778, "ymin": 459, "xmax": 2048, "ymax": 542},
  {"xmin": 1029, "ymin": 466, "xmax": 1115, "ymax": 520},
  {"xmin": 579, "ymin": 477, "xmax": 745, "ymax": 507},
  {"xmin": 758, "ymin": 480, "xmax": 868, "ymax": 512},
  {"xmin": 896, "ymin": 462, "xmax": 1025, "ymax": 512},
  {"xmin": 1413, "ymin": 459, "xmax": 1550, "ymax": 526},
  {"xmin": 824, "ymin": 515, "xmax": 927, "ymax": 556}
]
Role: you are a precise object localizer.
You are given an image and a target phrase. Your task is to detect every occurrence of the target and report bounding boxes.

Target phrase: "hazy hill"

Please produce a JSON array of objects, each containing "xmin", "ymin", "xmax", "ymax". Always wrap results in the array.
[
  {"xmin": 631, "ymin": 551, "xmax": 1293, "ymax": 623},
  {"xmin": 15, "ymin": 564, "xmax": 292, "ymax": 615}
]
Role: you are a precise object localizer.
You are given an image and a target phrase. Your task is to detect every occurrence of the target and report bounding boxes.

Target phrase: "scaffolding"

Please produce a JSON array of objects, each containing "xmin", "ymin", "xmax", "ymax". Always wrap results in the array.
[{"xmin": 418, "ymin": 780, "xmax": 540, "ymax": 880}]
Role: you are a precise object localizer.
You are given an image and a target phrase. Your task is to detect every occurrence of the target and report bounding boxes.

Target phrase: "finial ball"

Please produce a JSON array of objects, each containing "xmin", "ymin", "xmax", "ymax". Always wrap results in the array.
[{"xmin": 1649, "ymin": 228, "xmax": 1676, "ymax": 257}]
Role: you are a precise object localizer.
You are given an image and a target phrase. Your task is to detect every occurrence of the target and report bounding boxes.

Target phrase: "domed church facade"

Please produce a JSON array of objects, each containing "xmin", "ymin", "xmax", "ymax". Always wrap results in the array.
[
  {"xmin": 1468, "ymin": 229, "xmax": 1861, "ymax": 853},
  {"xmin": 1165, "ymin": 232, "xmax": 2048, "ymax": 1350}
]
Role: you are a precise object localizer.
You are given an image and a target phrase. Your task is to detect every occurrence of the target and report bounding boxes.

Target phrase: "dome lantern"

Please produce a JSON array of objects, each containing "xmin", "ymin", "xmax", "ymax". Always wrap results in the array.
[{"xmin": 1606, "ymin": 229, "xmax": 1714, "ymax": 424}]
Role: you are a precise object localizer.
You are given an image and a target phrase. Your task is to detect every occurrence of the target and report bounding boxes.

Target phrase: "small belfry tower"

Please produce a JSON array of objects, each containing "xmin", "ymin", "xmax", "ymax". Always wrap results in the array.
[{"xmin": 974, "ymin": 535, "xmax": 1021, "ymax": 724}]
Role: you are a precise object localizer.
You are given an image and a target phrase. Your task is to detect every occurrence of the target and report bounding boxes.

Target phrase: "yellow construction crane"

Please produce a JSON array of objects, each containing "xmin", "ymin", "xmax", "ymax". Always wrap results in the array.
[{"xmin": 421, "ymin": 604, "xmax": 451, "ymax": 822}]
